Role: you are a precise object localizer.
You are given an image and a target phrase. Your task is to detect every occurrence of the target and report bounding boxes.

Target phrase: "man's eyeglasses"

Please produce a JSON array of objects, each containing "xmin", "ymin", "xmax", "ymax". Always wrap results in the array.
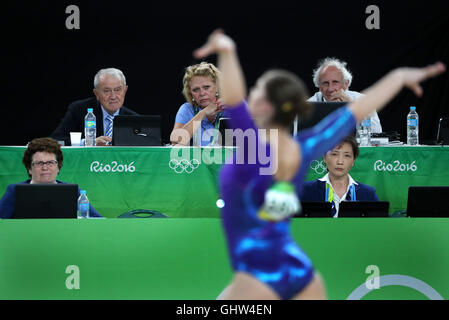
[{"xmin": 31, "ymin": 160, "xmax": 58, "ymax": 167}]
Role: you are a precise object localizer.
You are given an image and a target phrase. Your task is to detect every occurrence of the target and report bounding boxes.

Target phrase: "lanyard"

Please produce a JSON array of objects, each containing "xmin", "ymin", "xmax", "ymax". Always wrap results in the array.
[
  {"xmin": 325, "ymin": 182, "xmax": 356, "ymax": 202},
  {"xmin": 349, "ymin": 184, "xmax": 356, "ymax": 201},
  {"xmin": 325, "ymin": 182, "xmax": 334, "ymax": 203}
]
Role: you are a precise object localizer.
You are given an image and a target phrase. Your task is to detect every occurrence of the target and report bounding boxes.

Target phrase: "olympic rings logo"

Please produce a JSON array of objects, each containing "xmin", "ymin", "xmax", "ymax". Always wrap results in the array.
[
  {"xmin": 168, "ymin": 159, "xmax": 200, "ymax": 174},
  {"xmin": 310, "ymin": 160, "xmax": 327, "ymax": 175}
]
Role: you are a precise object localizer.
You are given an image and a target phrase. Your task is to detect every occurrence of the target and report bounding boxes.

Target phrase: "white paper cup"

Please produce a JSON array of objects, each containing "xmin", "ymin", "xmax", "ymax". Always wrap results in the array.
[{"xmin": 70, "ymin": 132, "xmax": 82, "ymax": 146}]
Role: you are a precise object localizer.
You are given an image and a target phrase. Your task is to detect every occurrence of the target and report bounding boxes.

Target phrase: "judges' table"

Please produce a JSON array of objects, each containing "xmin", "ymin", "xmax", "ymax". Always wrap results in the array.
[
  {"xmin": 305, "ymin": 145, "xmax": 449, "ymax": 214},
  {"xmin": 0, "ymin": 146, "xmax": 231, "ymax": 218},
  {"xmin": 0, "ymin": 146, "xmax": 448, "ymax": 218},
  {"xmin": 0, "ymin": 218, "xmax": 448, "ymax": 300}
]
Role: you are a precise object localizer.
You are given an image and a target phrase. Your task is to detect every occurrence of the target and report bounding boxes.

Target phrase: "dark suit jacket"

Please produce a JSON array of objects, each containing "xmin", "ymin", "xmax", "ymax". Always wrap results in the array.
[
  {"xmin": 51, "ymin": 97, "xmax": 139, "ymax": 146},
  {"xmin": 300, "ymin": 179, "xmax": 380, "ymax": 202}
]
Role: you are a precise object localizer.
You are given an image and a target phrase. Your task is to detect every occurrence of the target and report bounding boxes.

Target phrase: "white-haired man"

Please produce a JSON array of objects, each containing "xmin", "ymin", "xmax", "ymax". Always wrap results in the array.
[
  {"xmin": 52, "ymin": 68, "xmax": 139, "ymax": 146},
  {"xmin": 308, "ymin": 57, "xmax": 382, "ymax": 133}
]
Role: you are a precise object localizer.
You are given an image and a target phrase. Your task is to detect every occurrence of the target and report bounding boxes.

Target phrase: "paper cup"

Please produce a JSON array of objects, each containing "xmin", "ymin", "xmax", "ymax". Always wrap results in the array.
[{"xmin": 70, "ymin": 132, "xmax": 82, "ymax": 146}]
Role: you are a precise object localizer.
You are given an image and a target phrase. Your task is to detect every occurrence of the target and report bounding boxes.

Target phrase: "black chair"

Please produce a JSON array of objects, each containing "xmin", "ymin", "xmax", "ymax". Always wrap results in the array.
[
  {"xmin": 437, "ymin": 117, "xmax": 449, "ymax": 145},
  {"xmin": 117, "ymin": 209, "xmax": 168, "ymax": 218}
]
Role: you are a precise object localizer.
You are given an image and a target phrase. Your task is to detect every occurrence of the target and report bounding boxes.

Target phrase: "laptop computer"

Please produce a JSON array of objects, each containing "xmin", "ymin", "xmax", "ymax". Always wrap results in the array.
[
  {"xmin": 294, "ymin": 201, "xmax": 333, "ymax": 218},
  {"xmin": 406, "ymin": 186, "xmax": 449, "ymax": 217},
  {"xmin": 112, "ymin": 115, "xmax": 162, "ymax": 146},
  {"xmin": 339, "ymin": 201, "xmax": 390, "ymax": 217},
  {"xmin": 296, "ymin": 101, "xmax": 348, "ymax": 131},
  {"xmin": 436, "ymin": 118, "xmax": 449, "ymax": 145},
  {"xmin": 13, "ymin": 184, "xmax": 79, "ymax": 219},
  {"xmin": 218, "ymin": 117, "xmax": 236, "ymax": 146}
]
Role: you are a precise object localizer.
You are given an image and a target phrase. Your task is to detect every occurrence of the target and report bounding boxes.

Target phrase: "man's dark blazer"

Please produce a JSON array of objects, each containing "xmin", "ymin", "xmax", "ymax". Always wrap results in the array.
[
  {"xmin": 51, "ymin": 97, "xmax": 139, "ymax": 146},
  {"xmin": 300, "ymin": 179, "xmax": 380, "ymax": 202}
]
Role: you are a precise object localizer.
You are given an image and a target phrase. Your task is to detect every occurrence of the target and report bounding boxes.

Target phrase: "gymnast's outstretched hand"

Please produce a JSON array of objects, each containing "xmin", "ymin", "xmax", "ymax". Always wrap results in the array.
[
  {"xmin": 351, "ymin": 62, "xmax": 446, "ymax": 122},
  {"xmin": 401, "ymin": 62, "xmax": 446, "ymax": 97},
  {"xmin": 194, "ymin": 29, "xmax": 235, "ymax": 59}
]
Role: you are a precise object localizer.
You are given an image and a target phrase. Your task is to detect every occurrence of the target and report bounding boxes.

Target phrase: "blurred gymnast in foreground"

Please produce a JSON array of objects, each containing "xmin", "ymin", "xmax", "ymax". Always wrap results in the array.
[{"xmin": 194, "ymin": 29, "xmax": 445, "ymax": 300}]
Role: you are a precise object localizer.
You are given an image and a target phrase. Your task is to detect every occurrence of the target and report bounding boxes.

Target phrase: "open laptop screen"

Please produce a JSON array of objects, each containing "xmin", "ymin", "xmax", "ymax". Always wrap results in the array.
[
  {"xmin": 294, "ymin": 201, "xmax": 333, "ymax": 218},
  {"xmin": 13, "ymin": 184, "xmax": 78, "ymax": 219},
  {"xmin": 297, "ymin": 101, "xmax": 347, "ymax": 131},
  {"xmin": 407, "ymin": 186, "xmax": 449, "ymax": 217},
  {"xmin": 339, "ymin": 201, "xmax": 389, "ymax": 217},
  {"xmin": 218, "ymin": 117, "xmax": 235, "ymax": 147},
  {"xmin": 436, "ymin": 118, "xmax": 449, "ymax": 145},
  {"xmin": 112, "ymin": 115, "xmax": 162, "ymax": 146}
]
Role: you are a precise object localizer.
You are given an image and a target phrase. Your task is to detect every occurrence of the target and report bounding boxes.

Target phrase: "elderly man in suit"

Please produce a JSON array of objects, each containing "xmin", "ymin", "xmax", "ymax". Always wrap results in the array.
[{"xmin": 51, "ymin": 68, "xmax": 138, "ymax": 146}]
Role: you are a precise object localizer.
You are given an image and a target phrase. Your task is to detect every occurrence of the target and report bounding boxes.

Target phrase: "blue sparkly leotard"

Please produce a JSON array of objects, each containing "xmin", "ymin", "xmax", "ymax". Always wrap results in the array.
[{"xmin": 219, "ymin": 101, "xmax": 356, "ymax": 299}]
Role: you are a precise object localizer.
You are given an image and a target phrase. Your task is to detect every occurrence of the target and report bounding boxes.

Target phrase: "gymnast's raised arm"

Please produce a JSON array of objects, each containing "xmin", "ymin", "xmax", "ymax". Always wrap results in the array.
[{"xmin": 194, "ymin": 29, "xmax": 246, "ymax": 107}]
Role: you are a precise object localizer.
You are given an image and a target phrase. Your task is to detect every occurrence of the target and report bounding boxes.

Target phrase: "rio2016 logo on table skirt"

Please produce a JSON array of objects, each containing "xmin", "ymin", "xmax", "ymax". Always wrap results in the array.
[
  {"xmin": 373, "ymin": 160, "xmax": 417, "ymax": 172},
  {"xmin": 310, "ymin": 159, "xmax": 419, "ymax": 174},
  {"xmin": 90, "ymin": 161, "xmax": 136, "ymax": 173}
]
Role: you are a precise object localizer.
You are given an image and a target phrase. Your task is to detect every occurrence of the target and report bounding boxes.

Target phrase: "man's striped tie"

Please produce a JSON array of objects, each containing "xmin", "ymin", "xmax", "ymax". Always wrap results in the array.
[{"xmin": 106, "ymin": 114, "xmax": 114, "ymax": 140}]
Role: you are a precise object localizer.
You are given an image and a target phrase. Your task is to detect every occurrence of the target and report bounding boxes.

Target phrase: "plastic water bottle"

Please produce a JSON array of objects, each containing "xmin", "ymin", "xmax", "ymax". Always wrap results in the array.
[
  {"xmin": 85, "ymin": 108, "xmax": 96, "ymax": 146},
  {"xmin": 407, "ymin": 106, "xmax": 419, "ymax": 145},
  {"xmin": 359, "ymin": 117, "xmax": 371, "ymax": 146},
  {"xmin": 77, "ymin": 190, "xmax": 90, "ymax": 219}
]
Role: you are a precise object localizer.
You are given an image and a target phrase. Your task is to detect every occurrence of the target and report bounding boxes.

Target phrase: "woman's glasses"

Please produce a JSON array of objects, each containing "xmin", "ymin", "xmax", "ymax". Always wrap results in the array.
[{"xmin": 31, "ymin": 160, "xmax": 58, "ymax": 167}]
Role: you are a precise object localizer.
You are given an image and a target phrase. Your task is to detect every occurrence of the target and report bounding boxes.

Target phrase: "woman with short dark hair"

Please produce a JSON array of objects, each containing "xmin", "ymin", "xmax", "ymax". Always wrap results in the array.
[{"xmin": 0, "ymin": 137, "xmax": 102, "ymax": 218}]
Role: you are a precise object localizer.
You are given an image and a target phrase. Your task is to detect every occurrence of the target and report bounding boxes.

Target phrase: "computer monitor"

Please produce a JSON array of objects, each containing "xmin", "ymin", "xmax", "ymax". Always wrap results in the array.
[
  {"xmin": 296, "ymin": 101, "xmax": 348, "ymax": 132},
  {"xmin": 294, "ymin": 201, "xmax": 333, "ymax": 218},
  {"xmin": 112, "ymin": 115, "xmax": 162, "ymax": 146},
  {"xmin": 218, "ymin": 117, "xmax": 261, "ymax": 147},
  {"xmin": 406, "ymin": 186, "xmax": 449, "ymax": 217},
  {"xmin": 13, "ymin": 184, "xmax": 79, "ymax": 219},
  {"xmin": 338, "ymin": 201, "xmax": 390, "ymax": 217},
  {"xmin": 218, "ymin": 117, "xmax": 236, "ymax": 146},
  {"xmin": 436, "ymin": 118, "xmax": 449, "ymax": 145}
]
